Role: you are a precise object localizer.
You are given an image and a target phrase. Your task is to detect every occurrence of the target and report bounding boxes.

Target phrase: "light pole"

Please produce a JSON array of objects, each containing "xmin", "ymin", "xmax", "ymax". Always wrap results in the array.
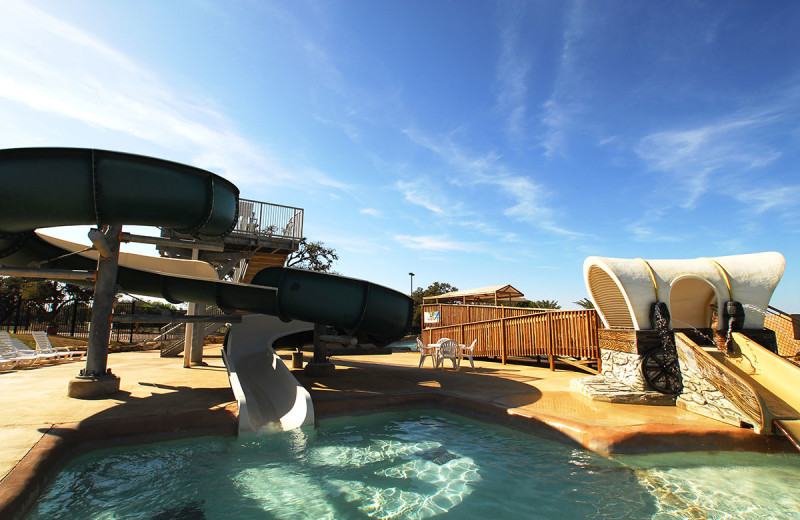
[{"xmin": 408, "ymin": 272, "xmax": 415, "ymax": 296}]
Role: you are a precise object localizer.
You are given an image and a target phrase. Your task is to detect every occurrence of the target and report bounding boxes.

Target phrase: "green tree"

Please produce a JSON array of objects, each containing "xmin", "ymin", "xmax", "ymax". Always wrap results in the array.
[
  {"xmin": 0, "ymin": 277, "xmax": 24, "ymax": 322},
  {"xmin": 525, "ymin": 299, "xmax": 561, "ymax": 310},
  {"xmin": 20, "ymin": 280, "xmax": 94, "ymax": 324},
  {"xmin": 410, "ymin": 281, "xmax": 458, "ymax": 329},
  {"xmin": 285, "ymin": 238, "xmax": 338, "ymax": 272},
  {"xmin": 573, "ymin": 297, "xmax": 595, "ymax": 309}
]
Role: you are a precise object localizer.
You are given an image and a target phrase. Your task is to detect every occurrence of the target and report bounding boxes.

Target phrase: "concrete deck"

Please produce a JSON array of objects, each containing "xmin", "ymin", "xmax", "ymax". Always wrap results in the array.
[{"xmin": 0, "ymin": 346, "xmax": 794, "ymax": 519}]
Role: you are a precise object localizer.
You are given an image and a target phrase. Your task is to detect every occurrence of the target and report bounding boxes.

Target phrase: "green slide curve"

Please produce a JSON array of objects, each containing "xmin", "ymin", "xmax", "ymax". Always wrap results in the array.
[{"xmin": 0, "ymin": 148, "xmax": 412, "ymax": 342}]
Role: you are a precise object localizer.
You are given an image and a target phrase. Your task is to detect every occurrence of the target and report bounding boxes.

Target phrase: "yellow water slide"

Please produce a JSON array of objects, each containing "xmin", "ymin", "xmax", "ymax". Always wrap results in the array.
[{"xmin": 674, "ymin": 332, "xmax": 800, "ymax": 450}]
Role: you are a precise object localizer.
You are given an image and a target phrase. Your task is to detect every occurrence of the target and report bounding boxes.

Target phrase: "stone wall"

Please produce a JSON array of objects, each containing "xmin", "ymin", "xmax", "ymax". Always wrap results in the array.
[
  {"xmin": 674, "ymin": 336, "xmax": 757, "ymax": 429},
  {"xmin": 600, "ymin": 348, "xmax": 649, "ymax": 391}
]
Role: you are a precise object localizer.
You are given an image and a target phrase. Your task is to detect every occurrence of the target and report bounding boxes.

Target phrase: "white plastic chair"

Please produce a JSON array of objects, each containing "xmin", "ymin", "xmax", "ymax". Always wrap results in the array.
[
  {"xmin": 458, "ymin": 339, "xmax": 477, "ymax": 371},
  {"xmin": 437, "ymin": 339, "xmax": 460, "ymax": 371},
  {"xmin": 417, "ymin": 338, "xmax": 437, "ymax": 368}
]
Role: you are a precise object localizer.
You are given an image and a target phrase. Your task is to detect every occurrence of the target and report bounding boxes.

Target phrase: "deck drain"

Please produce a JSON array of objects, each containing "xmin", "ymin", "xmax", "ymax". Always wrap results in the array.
[{"xmin": 418, "ymin": 447, "xmax": 459, "ymax": 465}]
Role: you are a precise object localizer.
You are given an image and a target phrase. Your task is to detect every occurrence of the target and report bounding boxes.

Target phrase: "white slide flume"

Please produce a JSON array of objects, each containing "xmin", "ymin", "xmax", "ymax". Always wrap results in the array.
[{"xmin": 222, "ymin": 314, "xmax": 314, "ymax": 433}]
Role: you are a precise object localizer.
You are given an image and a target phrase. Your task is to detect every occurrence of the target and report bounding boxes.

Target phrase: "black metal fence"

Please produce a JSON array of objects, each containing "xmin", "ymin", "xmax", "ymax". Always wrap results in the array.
[{"xmin": 1, "ymin": 299, "xmax": 183, "ymax": 344}]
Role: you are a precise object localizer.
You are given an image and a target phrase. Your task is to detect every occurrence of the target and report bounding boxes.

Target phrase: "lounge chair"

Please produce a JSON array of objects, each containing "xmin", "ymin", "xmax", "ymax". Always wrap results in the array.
[
  {"xmin": 0, "ymin": 333, "xmax": 33, "ymax": 368},
  {"xmin": 31, "ymin": 331, "xmax": 85, "ymax": 361},
  {"xmin": 417, "ymin": 338, "xmax": 438, "ymax": 368},
  {"xmin": 2, "ymin": 339, "xmax": 47, "ymax": 366},
  {"xmin": 437, "ymin": 339, "xmax": 460, "ymax": 371},
  {"xmin": 0, "ymin": 349, "xmax": 18, "ymax": 371},
  {"xmin": 458, "ymin": 339, "xmax": 477, "ymax": 371},
  {"xmin": 1, "ymin": 333, "xmax": 28, "ymax": 368}
]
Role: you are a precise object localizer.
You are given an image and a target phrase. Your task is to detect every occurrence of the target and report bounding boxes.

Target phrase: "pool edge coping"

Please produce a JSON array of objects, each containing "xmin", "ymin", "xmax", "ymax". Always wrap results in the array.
[{"xmin": 0, "ymin": 404, "xmax": 238, "ymax": 520}]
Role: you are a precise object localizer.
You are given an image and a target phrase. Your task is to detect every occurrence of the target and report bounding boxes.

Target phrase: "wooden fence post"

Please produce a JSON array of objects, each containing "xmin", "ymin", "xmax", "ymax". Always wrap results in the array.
[
  {"xmin": 547, "ymin": 312, "xmax": 555, "ymax": 371},
  {"xmin": 501, "ymin": 317, "xmax": 506, "ymax": 364}
]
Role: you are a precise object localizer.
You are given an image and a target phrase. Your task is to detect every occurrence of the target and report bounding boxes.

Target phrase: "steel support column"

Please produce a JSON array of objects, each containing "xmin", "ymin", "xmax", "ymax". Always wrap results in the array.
[{"xmin": 68, "ymin": 225, "xmax": 122, "ymax": 398}]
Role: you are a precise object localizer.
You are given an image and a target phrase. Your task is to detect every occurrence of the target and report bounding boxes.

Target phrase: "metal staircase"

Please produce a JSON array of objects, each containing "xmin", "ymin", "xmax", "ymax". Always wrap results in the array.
[{"xmin": 159, "ymin": 320, "xmax": 228, "ymax": 357}]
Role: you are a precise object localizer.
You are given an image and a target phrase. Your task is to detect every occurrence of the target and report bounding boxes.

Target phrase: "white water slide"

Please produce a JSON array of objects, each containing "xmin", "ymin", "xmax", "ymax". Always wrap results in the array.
[{"xmin": 222, "ymin": 315, "xmax": 315, "ymax": 433}]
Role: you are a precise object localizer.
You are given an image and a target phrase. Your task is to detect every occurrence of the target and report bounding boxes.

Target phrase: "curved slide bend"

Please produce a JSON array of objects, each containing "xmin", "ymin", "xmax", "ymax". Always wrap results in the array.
[
  {"xmin": 674, "ymin": 332, "xmax": 800, "ymax": 450},
  {"xmin": 0, "ymin": 147, "xmax": 413, "ymax": 431}
]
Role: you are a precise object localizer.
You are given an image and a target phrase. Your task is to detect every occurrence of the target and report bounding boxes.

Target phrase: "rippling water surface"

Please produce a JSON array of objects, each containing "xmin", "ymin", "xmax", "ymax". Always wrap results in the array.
[{"xmin": 27, "ymin": 410, "xmax": 800, "ymax": 519}]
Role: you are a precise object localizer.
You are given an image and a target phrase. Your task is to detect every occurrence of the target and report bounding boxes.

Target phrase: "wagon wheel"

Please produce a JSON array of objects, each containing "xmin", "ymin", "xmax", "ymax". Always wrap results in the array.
[{"xmin": 641, "ymin": 347, "xmax": 682, "ymax": 394}]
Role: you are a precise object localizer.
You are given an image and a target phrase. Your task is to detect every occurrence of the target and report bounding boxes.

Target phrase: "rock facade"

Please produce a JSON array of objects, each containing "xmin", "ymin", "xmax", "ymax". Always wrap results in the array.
[
  {"xmin": 600, "ymin": 348, "xmax": 648, "ymax": 390},
  {"xmin": 674, "ymin": 338, "xmax": 754, "ymax": 428},
  {"xmin": 571, "ymin": 348, "xmax": 675, "ymax": 405}
]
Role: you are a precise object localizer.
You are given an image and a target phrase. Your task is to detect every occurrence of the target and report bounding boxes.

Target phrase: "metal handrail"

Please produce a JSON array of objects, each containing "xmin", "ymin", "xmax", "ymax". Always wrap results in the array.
[{"xmin": 231, "ymin": 199, "xmax": 303, "ymax": 240}]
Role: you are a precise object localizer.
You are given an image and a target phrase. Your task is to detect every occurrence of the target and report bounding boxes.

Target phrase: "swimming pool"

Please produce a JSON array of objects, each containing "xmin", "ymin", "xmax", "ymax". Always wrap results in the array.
[{"xmin": 27, "ymin": 410, "xmax": 800, "ymax": 519}]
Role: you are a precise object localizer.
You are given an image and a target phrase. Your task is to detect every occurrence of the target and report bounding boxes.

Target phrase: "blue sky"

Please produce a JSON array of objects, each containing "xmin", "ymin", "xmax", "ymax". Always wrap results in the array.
[{"xmin": 1, "ymin": 0, "xmax": 799, "ymax": 311}]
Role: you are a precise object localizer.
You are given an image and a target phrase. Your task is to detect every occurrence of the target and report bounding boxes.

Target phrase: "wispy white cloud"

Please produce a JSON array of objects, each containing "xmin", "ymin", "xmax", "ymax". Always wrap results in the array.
[
  {"xmin": 360, "ymin": 208, "xmax": 381, "ymax": 217},
  {"xmin": 394, "ymin": 234, "xmax": 483, "ymax": 253},
  {"xmin": 540, "ymin": 0, "xmax": 587, "ymax": 158},
  {"xmin": 395, "ymin": 180, "xmax": 447, "ymax": 215},
  {"xmin": 734, "ymin": 185, "xmax": 800, "ymax": 215},
  {"xmin": 636, "ymin": 116, "xmax": 782, "ymax": 208},
  {"xmin": 494, "ymin": 4, "xmax": 530, "ymax": 142},
  {"xmin": 459, "ymin": 220, "xmax": 521, "ymax": 243},
  {"xmin": 0, "ymin": 0, "xmax": 344, "ymax": 191},
  {"xmin": 402, "ymin": 128, "xmax": 582, "ymax": 236},
  {"xmin": 625, "ymin": 208, "xmax": 691, "ymax": 243}
]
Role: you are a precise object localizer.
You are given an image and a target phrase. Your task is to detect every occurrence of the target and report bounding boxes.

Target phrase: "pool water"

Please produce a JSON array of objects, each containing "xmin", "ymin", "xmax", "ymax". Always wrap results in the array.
[{"xmin": 27, "ymin": 410, "xmax": 800, "ymax": 520}]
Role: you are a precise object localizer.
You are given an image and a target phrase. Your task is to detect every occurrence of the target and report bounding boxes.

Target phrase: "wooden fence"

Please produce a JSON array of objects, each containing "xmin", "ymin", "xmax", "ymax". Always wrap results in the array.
[{"xmin": 421, "ymin": 304, "xmax": 601, "ymax": 372}]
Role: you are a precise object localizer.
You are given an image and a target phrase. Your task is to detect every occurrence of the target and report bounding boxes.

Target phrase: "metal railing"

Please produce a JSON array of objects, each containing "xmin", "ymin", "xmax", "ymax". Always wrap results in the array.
[
  {"xmin": 231, "ymin": 199, "xmax": 303, "ymax": 240},
  {"xmin": 1, "ymin": 300, "xmax": 170, "ymax": 343},
  {"xmin": 157, "ymin": 307, "xmax": 230, "ymax": 357}
]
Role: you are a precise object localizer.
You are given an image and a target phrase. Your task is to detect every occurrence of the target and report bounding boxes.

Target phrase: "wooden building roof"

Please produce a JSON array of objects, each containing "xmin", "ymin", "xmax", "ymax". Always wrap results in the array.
[{"xmin": 423, "ymin": 284, "xmax": 525, "ymax": 305}]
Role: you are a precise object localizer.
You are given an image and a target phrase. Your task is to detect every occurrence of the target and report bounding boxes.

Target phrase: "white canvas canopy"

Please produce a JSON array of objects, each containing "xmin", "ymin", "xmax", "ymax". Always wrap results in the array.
[{"xmin": 583, "ymin": 252, "xmax": 785, "ymax": 331}]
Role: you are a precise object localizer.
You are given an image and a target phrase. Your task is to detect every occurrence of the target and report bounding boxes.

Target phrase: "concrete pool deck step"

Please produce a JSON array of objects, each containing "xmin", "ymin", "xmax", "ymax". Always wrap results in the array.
[
  {"xmin": 0, "ymin": 346, "xmax": 795, "ymax": 519},
  {"xmin": 570, "ymin": 374, "xmax": 677, "ymax": 405}
]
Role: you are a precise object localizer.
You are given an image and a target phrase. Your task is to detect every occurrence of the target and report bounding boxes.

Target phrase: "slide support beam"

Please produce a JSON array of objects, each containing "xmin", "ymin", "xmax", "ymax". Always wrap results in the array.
[{"xmin": 68, "ymin": 225, "xmax": 122, "ymax": 398}]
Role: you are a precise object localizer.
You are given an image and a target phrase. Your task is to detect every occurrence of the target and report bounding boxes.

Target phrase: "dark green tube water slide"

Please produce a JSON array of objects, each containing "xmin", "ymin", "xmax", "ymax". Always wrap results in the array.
[{"xmin": 0, "ymin": 148, "xmax": 412, "ymax": 342}]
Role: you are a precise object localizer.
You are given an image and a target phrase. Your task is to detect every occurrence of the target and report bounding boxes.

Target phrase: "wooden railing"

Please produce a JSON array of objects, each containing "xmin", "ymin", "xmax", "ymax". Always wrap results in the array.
[{"xmin": 421, "ymin": 304, "xmax": 601, "ymax": 372}]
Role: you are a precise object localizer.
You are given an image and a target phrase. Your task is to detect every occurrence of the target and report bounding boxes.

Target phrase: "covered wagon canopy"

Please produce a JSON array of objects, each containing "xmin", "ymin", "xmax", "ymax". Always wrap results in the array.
[
  {"xmin": 583, "ymin": 252, "xmax": 785, "ymax": 331},
  {"xmin": 423, "ymin": 284, "xmax": 525, "ymax": 305}
]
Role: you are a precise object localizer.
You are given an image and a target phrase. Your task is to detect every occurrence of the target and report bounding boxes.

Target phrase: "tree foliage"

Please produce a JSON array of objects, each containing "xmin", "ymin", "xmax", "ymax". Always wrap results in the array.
[
  {"xmin": 0, "ymin": 277, "xmax": 24, "ymax": 322},
  {"xmin": 285, "ymin": 239, "xmax": 338, "ymax": 272},
  {"xmin": 0, "ymin": 278, "xmax": 94, "ymax": 323},
  {"xmin": 410, "ymin": 281, "xmax": 458, "ymax": 329},
  {"xmin": 573, "ymin": 297, "xmax": 595, "ymax": 309},
  {"xmin": 524, "ymin": 299, "xmax": 561, "ymax": 310}
]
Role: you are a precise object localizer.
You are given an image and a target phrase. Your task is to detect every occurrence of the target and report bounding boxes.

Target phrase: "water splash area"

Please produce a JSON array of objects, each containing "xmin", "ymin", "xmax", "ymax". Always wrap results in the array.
[{"xmin": 27, "ymin": 411, "xmax": 800, "ymax": 520}]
